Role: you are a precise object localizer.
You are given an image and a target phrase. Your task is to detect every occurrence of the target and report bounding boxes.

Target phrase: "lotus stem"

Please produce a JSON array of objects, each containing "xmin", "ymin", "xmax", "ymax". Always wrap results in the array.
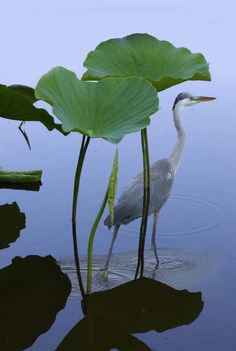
[
  {"xmin": 135, "ymin": 128, "xmax": 150, "ymax": 279},
  {"xmin": 71, "ymin": 135, "xmax": 90, "ymax": 298},
  {"xmin": 72, "ymin": 221, "xmax": 85, "ymax": 298},
  {"xmin": 72, "ymin": 136, "xmax": 90, "ymax": 224}
]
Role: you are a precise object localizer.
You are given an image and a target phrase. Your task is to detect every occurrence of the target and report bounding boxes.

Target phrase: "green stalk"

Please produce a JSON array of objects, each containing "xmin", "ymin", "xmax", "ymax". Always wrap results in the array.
[
  {"xmin": 72, "ymin": 136, "xmax": 90, "ymax": 224},
  {"xmin": 87, "ymin": 189, "xmax": 109, "ymax": 294},
  {"xmin": 72, "ymin": 221, "xmax": 85, "ymax": 298},
  {"xmin": 71, "ymin": 135, "xmax": 90, "ymax": 298},
  {"xmin": 135, "ymin": 128, "xmax": 150, "ymax": 279}
]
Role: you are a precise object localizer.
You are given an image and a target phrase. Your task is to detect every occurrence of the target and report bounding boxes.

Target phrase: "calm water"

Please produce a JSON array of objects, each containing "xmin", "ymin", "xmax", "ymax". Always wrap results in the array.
[{"xmin": 1, "ymin": 1, "xmax": 236, "ymax": 350}]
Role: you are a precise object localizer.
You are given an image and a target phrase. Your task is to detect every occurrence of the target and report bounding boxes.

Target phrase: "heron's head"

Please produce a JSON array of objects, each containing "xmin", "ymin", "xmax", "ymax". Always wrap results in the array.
[{"xmin": 172, "ymin": 92, "xmax": 216, "ymax": 110}]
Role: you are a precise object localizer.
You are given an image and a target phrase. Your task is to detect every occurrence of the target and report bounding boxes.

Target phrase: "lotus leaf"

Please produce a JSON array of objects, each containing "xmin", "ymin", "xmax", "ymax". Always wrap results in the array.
[
  {"xmin": 0, "ymin": 170, "xmax": 42, "ymax": 184},
  {"xmin": 0, "ymin": 84, "xmax": 64, "ymax": 133},
  {"xmin": 82, "ymin": 33, "xmax": 211, "ymax": 91},
  {"xmin": 35, "ymin": 66, "xmax": 158, "ymax": 144},
  {"xmin": 8, "ymin": 85, "xmax": 37, "ymax": 103}
]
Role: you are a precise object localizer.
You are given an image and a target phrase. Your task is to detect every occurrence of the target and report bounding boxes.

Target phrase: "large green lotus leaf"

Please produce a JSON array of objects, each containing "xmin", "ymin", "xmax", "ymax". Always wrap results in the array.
[
  {"xmin": 82, "ymin": 33, "xmax": 211, "ymax": 91},
  {"xmin": 0, "ymin": 84, "xmax": 65, "ymax": 133},
  {"xmin": 35, "ymin": 67, "xmax": 158, "ymax": 144}
]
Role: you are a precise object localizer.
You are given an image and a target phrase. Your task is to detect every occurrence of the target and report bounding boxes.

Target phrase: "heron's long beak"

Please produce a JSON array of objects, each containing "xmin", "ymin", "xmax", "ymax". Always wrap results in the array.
[{"xmin": 194, "ymin": 96, "xmax": 216, "ymax": 102}]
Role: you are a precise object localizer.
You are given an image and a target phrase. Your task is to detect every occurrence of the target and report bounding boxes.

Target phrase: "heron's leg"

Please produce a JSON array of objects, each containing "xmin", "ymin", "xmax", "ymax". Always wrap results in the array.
[
  {"xmin": 103, "ymin": 224, "xmax": 120, "ymax": 273},
  {"xmin": 151, "ymin": 210, "xmax": 160, "ymax": 266}
]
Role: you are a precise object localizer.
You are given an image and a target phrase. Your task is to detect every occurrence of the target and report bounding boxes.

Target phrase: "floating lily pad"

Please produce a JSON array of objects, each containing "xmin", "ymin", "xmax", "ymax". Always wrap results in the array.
[
  {"xmin": 83, "ymin": 33, "xmax": 211, "ymax": 91},
  {"xmin": 35, "ymin": 66, "xmax": 158, "ymax": 144},
  {"xmin": 0, "ymin": 170, "xmax": 42, "ymax": 184},
  {"xmin": 0, "ymin": 170, "xmax": 42, "ymax": 191},
  {"xmin": 0, "ymin": 202, "xmax": 25, "ymax": 249},
  {"xmin": 0, "ymin": 84, "xmax": 65, "ymax": 133}
]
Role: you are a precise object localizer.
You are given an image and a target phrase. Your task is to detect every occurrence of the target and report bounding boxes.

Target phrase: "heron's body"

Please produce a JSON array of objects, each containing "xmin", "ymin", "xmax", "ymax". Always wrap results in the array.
[
  {"xmin": 103, "ymin": 92, "xmax": 215, "ymax": 272},
  {"xmin": 104, "ymin": 158, "xmax": 174, "ymax": 228}
]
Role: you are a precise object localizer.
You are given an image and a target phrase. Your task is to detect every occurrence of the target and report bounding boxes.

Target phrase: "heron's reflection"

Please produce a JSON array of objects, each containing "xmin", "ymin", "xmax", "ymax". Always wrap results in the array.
[
  {"xmin": 0, "ymin": 255, "xmax": 71, "ymax": 351},
  {"xmin": 57, "ymin": 277, "xmax": 203, "ymax": 350},
  {"xmin": 0, "ymin": 202, "xmax": 25, "ymax": 249}
]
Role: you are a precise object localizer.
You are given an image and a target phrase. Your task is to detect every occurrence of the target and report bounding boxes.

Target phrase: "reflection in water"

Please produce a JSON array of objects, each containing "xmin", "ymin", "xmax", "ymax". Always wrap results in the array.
[
  {"xmin": 0, "ymin": 255, "xmax": 71, "ymax": 351},
  {"xmin": 0, "ymin": 181, "xmax": 42, "ymax": 191},
  {"xmin": 0, "ymin": 202, "xmax": 25, "ymax": 249},
  {"xmin": 60, "ymin": 248, "xmax": 213, "ymax": 296},
  {"xmin": 56, "ymin": 277, "xmax": 203, "ymax": 350}
]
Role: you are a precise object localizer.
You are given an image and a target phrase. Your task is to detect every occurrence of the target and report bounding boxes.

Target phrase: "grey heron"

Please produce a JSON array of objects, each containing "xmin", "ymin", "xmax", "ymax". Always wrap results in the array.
[{"xmin": 103, "ymin": 92, "xmax": 215, "ymax": 272}]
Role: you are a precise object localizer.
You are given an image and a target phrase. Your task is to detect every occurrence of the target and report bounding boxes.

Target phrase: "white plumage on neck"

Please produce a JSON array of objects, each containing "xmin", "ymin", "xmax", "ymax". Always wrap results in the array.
[{"xmin": 169, "ymin": 103, "xmax": 186, "ymax": 174}]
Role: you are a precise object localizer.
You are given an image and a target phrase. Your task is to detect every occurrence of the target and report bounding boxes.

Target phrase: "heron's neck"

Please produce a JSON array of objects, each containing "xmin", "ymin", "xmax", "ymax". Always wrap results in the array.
[{"xmin": 169, "ymin": 105, "xmax": 186, "ymax": 173}]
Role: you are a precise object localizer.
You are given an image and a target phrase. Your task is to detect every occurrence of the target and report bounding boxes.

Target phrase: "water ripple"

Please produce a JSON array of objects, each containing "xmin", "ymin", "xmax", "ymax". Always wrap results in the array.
[
  {"xmin": 59, "ymin": 248, "xmax": 213, "ymax": 297},
  {"xmin": 121, "ymin": 195, "xmax": 224, "ymax": 237}
]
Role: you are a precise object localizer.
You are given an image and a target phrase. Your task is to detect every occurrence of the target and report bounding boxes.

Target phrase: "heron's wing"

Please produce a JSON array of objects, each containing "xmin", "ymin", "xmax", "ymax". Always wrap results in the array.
[
  {"xmin": 149, "ymin": 159, "xmax": 175, "ymax": 213},
  {"xmin": 112, "ymin": 159, "xmax": 174, "ymax": 225},
  {"xmin": 118, "ymin": 172, "xmax": 143, "ymax": 203}
]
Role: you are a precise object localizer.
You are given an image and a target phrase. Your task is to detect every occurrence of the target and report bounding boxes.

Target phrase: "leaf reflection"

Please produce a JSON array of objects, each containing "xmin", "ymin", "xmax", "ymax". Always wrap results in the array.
[
  {"xmin": 0, "ymin": 202, "xmax": 25, "ymax": 249},
  {"xmin": 0, "ymin": 255, "xmax": 71, "ymax": 351},
  {"xmin": 0, "ymin": 182, "xmax": 42, "ymax": 191},
  {"xmin": 57, "ymin": 277, "xmax": 203, "ymax": 350}
]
